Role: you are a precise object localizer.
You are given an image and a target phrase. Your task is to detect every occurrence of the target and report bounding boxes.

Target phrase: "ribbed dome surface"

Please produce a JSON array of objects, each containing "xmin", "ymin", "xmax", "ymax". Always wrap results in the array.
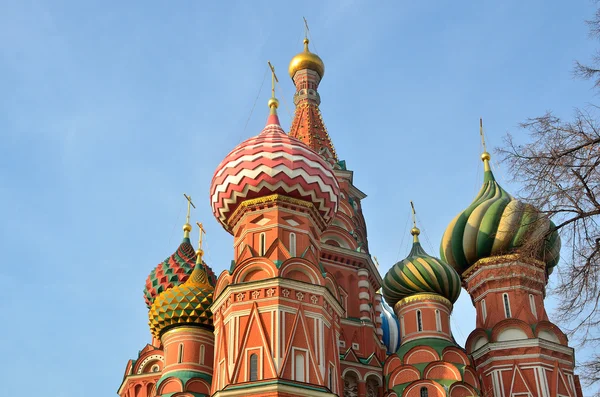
[
  {"xmin": 383, "ymin": 237, "xmax": 461, "ymax": 308},
  {"xmin": 440, "ymin": 166, "xmax": 561, "ymax": 275}
]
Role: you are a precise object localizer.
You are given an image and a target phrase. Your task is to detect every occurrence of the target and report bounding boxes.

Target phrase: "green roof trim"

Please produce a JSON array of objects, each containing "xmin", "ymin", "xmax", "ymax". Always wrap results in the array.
[
  {"xmin": 156, "ymin": 370, "xmax": 212, "ymax": 390},
  {"xmin": 395, "ymin": 338, "xmax": 463, "ymax": 361}
]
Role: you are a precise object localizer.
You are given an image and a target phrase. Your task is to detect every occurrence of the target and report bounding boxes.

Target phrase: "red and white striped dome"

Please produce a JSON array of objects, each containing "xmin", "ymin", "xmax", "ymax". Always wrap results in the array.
[{"xmin": 210, "ymin": 111, "xmax": 340, "ymax": 232}]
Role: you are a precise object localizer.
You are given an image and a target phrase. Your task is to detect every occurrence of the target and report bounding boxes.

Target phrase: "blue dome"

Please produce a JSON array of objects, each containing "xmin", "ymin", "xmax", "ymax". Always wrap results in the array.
[{"xmin": 380, "ymin": 299, "xmax": 401, "ymax": 354}]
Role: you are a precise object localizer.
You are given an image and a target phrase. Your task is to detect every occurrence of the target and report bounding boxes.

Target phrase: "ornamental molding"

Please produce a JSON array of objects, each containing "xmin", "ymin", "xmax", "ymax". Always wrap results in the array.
[
  {"xmin": 136, "ymin": 354, "xmax": 164, "ymax": 374},
  {"xmin": 463, "ymin": 254, "xmax": 546, "ymax": 279},
  {"xmin": 229, "ymin": 194, "xmax": 327, "ymax": 231},
  {"xmin": 395, "ymin": 293, "xmax": 452, "ymax": 311},
  {"xmin": 471, "ymin": 337, "xmax": 576, "ymax": 361}
]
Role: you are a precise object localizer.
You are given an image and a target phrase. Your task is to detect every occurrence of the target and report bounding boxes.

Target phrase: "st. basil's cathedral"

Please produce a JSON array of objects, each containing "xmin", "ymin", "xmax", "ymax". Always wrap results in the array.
[{"xmin": 117, "ymin": 35, "xmax": 584, "ymax": 397}]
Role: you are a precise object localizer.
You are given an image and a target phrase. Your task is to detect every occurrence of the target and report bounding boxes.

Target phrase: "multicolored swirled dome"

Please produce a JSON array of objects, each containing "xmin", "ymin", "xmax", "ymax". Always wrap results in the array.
[
  {"xmin": 143, "ymin": 237, "xmax": 217, "ymax": 308},
  {"xmin": 148, "ymin": 257, "xmax": 214, "ymax": 338},
  {"xmin": 209, "ymin": 104, "xmax": 340, "ymax": 232},
  {"xmin": 383, "ymin": 228, "xmax": 461, "ymax": 308},
  {"xmin": 440, "ymin": 153, "xmax": 560, "ymax": 275}
]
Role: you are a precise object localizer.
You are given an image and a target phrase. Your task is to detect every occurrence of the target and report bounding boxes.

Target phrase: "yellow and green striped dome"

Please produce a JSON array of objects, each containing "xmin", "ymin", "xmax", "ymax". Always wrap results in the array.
[
  {"xmin": 383, "ymin": 229, "xmax": 461, "ymax": 308},
  {"xmin": 440, "ymin": 155, "xmax": 560, "ymax": 276}
]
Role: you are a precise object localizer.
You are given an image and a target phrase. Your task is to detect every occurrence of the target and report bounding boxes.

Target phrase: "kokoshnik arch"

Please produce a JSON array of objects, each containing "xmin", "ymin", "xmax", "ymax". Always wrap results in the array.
[{"xmin": 116, "ymin": 33, "xmax": 584, "ymax": 397}]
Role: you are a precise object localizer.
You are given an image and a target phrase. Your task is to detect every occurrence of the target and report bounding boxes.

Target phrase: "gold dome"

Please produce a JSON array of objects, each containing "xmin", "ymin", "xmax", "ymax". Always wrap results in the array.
[{"xmin": 289, "ymin": 38, "xmax": 325, "ymax": 79}]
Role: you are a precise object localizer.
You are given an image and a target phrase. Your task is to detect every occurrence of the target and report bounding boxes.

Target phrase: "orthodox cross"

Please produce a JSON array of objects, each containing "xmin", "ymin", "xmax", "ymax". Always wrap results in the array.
[
  {"xmin": 183, "ymin": 193, "xmax": 196, "ymax": 225},
  {"xmin": 410, "ymin": 200, "xmax": 417, "ymax": 228},
  {"xmin": 303, "ymin": 16, "xmax": 310, "ymax": 39},
  {"xmin": 268, "ymin": 61, "xmax": 279, "ymax": 98},
  {"xmin": 196, "ymin": 221, "xmax": 206, "ymax": 254},
  {"xmin": 479, "ymin": 118, "xmax": 487, "ymax": 153}
]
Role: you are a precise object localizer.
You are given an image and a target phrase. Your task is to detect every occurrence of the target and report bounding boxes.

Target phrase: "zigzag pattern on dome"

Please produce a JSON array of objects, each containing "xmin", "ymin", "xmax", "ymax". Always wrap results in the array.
[{"xmin": 210, "ymin": 120, "xmax": 339, "ymax": 230}]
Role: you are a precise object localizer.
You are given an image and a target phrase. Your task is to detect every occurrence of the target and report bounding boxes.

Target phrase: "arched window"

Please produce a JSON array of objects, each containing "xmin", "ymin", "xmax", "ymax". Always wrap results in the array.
[
  {"xmin": 435, "ymin": 309, "xmax": 442, "ymax": 332},
  {"xmin": 177, "ymin": 343, "xmax": 184, "ymax": 363},
  {"xmin": 416, "ymin": 310, "xmax": 423, "ymax": 332},
  {"xmin": 259, "ymin": 233, "xmax": 266, "ymax": 256},
  {"xmin": 529, "ymin": 294, "xmax": 537, "ymax": 318},
  {"xmin": 503, "ymin": 293, "xmax": 512, "ymax": 318},
  {"xmin": 289, "ymin": 232, "xmax": 297, "ymax": 256},
  {"xmin": 200, "ymin": 344, "xmax": 205, "ymax": 365},
  {"xmin": 295, "ymin": 353, "xmax": 305, "ymax": 382},
  {"xmin": 249, "ymin": 354, "xmax": 258, "ymax": 381},
  {"xmin": 481, "ymin": 299, "xmax": 487, "ymax": 322},
  {"xmin": 420, "ymin": 386, "xmax": 429, "ymax": 397}
]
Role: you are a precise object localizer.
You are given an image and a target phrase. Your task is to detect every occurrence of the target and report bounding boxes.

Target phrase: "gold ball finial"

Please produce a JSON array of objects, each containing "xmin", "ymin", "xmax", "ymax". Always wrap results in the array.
[
  {"xmin": 183, "ymin": 223, "xmax": 192, "ymax": 233},
  {"xmin": 481, "ymin": 152, "xmax": 491, "ymax": 161},
  {"xmin": 289, "ymin": 37, "xmax": 325, "ymax": 79},
  {"xmin": 411, "ymin": 227, "xmax": 421, "ymax": 236},
  {"xmin": 268, "ymin": 97, "xmax": 279, "ymax": 109}
]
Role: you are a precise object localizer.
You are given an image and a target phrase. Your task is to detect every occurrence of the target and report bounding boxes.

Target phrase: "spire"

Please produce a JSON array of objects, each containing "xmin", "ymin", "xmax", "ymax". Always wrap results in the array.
[
  {"xmin": 266, "ymin": 61, "xmax": 281, "ymax": 126},
  {"xmin": 479, "ymin": 118, "xmax": 493, "ymax": 176},
  {"xmin": 410, "ymin": 201, "xmax": 420, "ymax": 243},
  {"xmin": 195, "ymin": 222, "xmax": 206, "ymax": 264},
  {"xmin": 288, "ymin": 23, "xmax": 337, "ymax": 164},
  {"xmin": 183, "ymin": 193, "xmax": 195, "ymax": 240}
]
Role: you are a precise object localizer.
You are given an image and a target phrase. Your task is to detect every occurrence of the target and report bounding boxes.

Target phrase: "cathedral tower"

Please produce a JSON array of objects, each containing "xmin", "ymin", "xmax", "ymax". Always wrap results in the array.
[
  {"xmin": 208, "ymin": 77, "xmax": 344, "ymax": 396},
  {"xmin": 440, "ymin": 123, "xmax": 583, "ymax": 397},
  {"xmin": 382, "ymin": 209, "xmax": 480, "ymax": 397}
]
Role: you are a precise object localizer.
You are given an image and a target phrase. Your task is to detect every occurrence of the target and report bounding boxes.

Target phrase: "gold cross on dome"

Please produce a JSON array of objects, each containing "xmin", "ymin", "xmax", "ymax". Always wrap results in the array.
[
  {"xmin": 196, "ymin": 222, "xmax": 206, "ymax": 252},
  {"xmin": 479, "ymin": 118, "xmax": 487, "ymax": 153},
  {"xmin": 183, "ymin": 193, "xmax": 196, "ymax": 225},
  {"xmin": 410, "ymin": 200, "xmax": 417, "ymax": 228},
  {"xmin": 268, "ymin": 61, "xmax": 279, "ymax": 99}
]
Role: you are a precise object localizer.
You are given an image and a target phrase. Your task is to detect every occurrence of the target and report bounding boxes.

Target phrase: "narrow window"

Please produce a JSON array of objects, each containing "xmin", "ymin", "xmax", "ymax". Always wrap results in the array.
[
  {"xmin": 435, "ymin": 309, "xmax": 442, "ymax": 332},
  {"xmin": 400, "ymin": 316, "xmax": 405, "ymax": 337},
  {"xmin": 259, "ymin": 233, "xmax": 266, "ymax": 255},
  {"xmin": 295, "ymin": 353, "xmax": 305, "ymax": 382},
  {"xmin": 420, "ymin": 387, "xmax": 429, "ymax": 397},
  {"xmin": 200, "ymin": 344, "xmax": 205, "ymax": 365},
  {"xmin": 503, "ymin": 293, "xmax": 511, "ymax": 318},
  {"xmin": 416, "ymin": 310, "xmax": 423, "ymax": 332},
  {"xmin": 177, "ymin": 344, "xmax": 184, "ymax": 363},
  {"xmin": 249, "ymin": 354, "xmax": 258, "ymax": 381},
  {"xmin": 481, "ymin": 299, "xmax": 487, "ymax": 322},
  {"xmin": 529, "ymin": 294, "xmax": 537, "ymax": 318},
  {"xmin": 289, "ymin": 232, "xmax": 297, "ymax": 256}
]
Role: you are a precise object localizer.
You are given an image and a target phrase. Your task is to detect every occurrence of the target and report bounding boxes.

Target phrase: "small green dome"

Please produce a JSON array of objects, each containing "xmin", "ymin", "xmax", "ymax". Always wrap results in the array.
[
  {"xmin": 440, "ymin": 160, "xmax": 561, "ymax": 275},
  {"xmin": 383, "ymin": 230, "xmax": 462, "ymax": 308}
]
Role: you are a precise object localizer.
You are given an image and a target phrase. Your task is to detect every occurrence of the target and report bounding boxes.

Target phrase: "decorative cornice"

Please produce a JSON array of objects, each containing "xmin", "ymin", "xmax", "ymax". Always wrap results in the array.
[
  {"xmin": 471, "ymin": 337, "xmax": 576, "ymax": 361},
  {"xmin": 229, "ymin": 194, "xmax": 326, "ymax": 231},
  {"xmin": 462, "ymin": 254, "xmax": 545, "ymax": 279},
  {"xmin": 395, "ymin": 293, "xmax": 453, "ymax": 312}
]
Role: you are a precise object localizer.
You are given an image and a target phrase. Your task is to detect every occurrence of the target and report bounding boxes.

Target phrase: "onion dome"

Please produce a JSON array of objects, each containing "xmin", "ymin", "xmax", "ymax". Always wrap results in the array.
[
  {"xmin": 380, "ymin": 299, "xmax": 401, "ymax": 354},
  {"xmin": 143, "ymin": 234, "xmax": 217, "ymax": 309},
  {"xmin": 440, "ymin": 151, "xmax": 561, "ymax": 275},
  {"xmin": 148, "ymin": 248, "xmax": 215, "ymax": 338},
  {"xmin": 210, "ymin": 98, "xmax": 340, "ymax": 232},
  {"xmin": 383, "ymin": 226, "xmax": 461, "ymax": 308},
  {"xmin": 289, "ymin": 38, "xmax": 325, "ymax": 79}
]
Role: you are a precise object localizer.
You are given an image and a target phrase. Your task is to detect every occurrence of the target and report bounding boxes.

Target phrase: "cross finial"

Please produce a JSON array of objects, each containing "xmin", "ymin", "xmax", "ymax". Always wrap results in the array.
[
  {"xmin": 303, "ymin": 17, "xmax": 310, "ymax": 39},
  {"xmin": 479, "ymin": 118, "xmax": 491, "ymax": 170},
  {"xmin": 267, "ymin": 61, "xmax": 279, "ymax": 111},
  {"xmin": 196, "ymin": 221, "xmax": 206, "ymax": 263},
  {"xmin": 183, "ymin": 193, "xmax": 195, "ymax": 238},
  {"xmin": 410, "ymin": 200, "xmax": 420, "ymax": 241}
]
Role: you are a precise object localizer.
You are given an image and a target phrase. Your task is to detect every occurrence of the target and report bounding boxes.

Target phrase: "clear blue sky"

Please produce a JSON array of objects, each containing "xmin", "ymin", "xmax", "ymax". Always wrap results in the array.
[{"xmin": 1, "ymin": 1, "xmax": 597, "ymax": 395}]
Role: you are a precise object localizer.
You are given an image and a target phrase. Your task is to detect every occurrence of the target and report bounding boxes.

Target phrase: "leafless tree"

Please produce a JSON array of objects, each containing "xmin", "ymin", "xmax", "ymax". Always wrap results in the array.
[{"xmin": 497, "ymin": 7, "xmax": 600, "ymax": 393}]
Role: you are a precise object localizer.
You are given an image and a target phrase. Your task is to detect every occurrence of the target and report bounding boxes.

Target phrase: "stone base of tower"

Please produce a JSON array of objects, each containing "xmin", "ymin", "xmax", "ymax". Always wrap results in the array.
[
  {"xmin": 212, "ymin": 379, "xmax": 336, "ymax": 397},
  {"xmin": 466, "ymin": 336, "xmax": 583, "ymax": 397}
]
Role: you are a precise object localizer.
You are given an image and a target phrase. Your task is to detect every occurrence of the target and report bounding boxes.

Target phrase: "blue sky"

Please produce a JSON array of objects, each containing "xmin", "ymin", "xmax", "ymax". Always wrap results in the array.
[{"xmin": 0, "ymin": 1, "xmax": 597, "ymax": 395}]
